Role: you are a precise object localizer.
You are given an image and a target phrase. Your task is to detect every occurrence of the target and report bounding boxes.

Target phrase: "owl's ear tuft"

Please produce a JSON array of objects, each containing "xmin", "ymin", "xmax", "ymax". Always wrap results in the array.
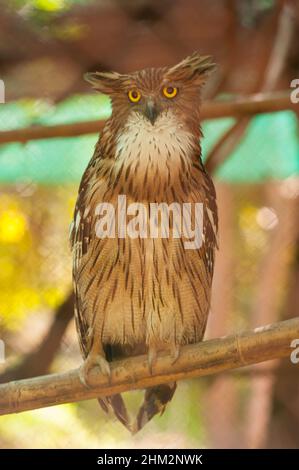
[
  {"xmin": 84, "ymin": 71, "xmax": 124, "ymax": 94},
  {"xmin": 166, "ymin": 52, "xmax": 216, "ymax": 84}
]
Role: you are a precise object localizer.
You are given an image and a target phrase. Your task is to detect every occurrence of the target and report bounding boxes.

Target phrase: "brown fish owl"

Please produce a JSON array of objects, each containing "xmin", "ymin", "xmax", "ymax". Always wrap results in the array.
[{"xmin": 70, "ymin": 53, "xmax": 218, "ymax": 433}]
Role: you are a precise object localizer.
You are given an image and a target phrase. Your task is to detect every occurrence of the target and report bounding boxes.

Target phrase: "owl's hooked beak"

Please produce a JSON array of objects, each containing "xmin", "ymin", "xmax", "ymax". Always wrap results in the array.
[{"xmin": 144, "ymin": 100, "xmax": 159, "ymax": 125}]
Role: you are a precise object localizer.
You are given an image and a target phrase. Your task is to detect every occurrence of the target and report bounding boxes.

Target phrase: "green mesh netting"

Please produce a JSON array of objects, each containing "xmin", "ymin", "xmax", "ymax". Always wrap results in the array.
[{"xmin": 0, "ymin": 95, "xmax": 298, "ymax": 184}]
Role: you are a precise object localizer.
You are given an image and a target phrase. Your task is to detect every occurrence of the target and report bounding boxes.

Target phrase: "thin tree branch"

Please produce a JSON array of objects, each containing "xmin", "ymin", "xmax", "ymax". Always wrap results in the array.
[
  {"xmin": 0, "ymin": 317, "xmax": 298, "ymax": 416},
  {"xmin": 205, "ymin": 1, "xmax": 296, "ymax": 174},
  {"xmin": 0, "ymin": 92, "xmax": 296, "ymax": 145},
  {"xmin": 205, "ymin": 117, "xmax": 249, "ymax": 174},
  {"xmin": 0, "ymin": 293, "xmax": 74, "ymax": 384}
]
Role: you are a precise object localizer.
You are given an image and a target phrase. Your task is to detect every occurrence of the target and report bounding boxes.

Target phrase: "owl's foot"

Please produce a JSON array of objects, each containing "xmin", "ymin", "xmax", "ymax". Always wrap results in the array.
[
  {"xmin": 147, "ymin": 347, "xmax": 158, "ymax": 375},
  {"xmin": 170, "ymin": 344, "xmax": 180, "ymax": 364},
  {"xmin": 79, "ymin": 354, "xmax": 111, "ymax": 388}
]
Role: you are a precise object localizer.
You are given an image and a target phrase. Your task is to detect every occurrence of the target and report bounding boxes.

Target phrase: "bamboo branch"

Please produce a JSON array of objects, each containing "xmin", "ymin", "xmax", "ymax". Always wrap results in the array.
[
  {"xmin": 0, "ymin": 317, "xmax": 298, "ymax": 416},
  {"xmin": 0, "ymin": 92, "xmax": 296, "ymax": 145}
]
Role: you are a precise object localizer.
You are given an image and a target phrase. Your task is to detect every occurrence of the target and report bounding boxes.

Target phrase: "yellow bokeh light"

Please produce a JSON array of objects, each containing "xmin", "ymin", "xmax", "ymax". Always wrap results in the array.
[
  {"xmin": 238, "ymin": 205, "xmax": 258, "ymax": 230},
  {"xmin": 0, "ymin": 210, "xmax": 27, "ymax": 244},
  {"xmin": 0, "ymin": 258, "xmax": 14, "ymax": 280},
  {"xmin": 34, "ymin": 0, "xmax": 67, "ymax": 12}
]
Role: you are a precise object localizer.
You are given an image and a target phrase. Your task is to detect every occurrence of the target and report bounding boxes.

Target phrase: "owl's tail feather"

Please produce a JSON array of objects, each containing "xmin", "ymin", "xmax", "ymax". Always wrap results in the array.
[
  {"xmin": 99, "ymin": 344, "xmax": 176, "ymax": 433},
  {"xmin": 98, "ymin": 395, "xmax": 132, "ymax": 432},
  {"xmin": 98, "ymin": 383, "xmax": 177, "ymax": 434},
  {"xmin": 132, "ymin": 382, "xmax": 177, "ymax": 434}
]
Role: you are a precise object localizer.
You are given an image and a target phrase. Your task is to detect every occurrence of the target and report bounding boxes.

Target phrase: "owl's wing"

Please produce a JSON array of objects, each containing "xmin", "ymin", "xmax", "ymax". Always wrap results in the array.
[
  {"xmin": 203, "ymin": 172, "xmax": 218, "ymax": 277},
  {"xmin": 69, "ymin": 149, "xmax": 102, "ymax": 358}
]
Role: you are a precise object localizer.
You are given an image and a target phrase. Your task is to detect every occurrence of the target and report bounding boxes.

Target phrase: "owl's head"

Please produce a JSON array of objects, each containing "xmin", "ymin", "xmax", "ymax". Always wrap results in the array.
[{"xmin": 85, "ymin": 52, "xmax": 215, "ymax": 135}]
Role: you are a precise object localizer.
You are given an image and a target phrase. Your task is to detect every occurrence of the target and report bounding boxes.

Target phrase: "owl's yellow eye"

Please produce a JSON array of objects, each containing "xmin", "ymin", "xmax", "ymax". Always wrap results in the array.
[
  {"xmin": 163, "ymin": 86, "xmax": 178, "ymax": 99},
  {"xmin": 128, "ymin": 89, "xmax": 141, "ymax": 103}
]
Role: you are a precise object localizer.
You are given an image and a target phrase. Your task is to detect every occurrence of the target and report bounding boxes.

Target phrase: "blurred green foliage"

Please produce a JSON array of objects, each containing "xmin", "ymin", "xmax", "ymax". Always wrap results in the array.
[{"xmin": 0, "ymin": 96, "xmax": 298, "ymax": 184}]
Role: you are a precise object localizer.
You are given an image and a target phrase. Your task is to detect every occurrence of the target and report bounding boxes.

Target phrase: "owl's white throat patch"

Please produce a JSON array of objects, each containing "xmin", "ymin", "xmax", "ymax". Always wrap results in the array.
[{"xmin": 115, "ymin": 110, "xmax": 194, "ymax": 171}]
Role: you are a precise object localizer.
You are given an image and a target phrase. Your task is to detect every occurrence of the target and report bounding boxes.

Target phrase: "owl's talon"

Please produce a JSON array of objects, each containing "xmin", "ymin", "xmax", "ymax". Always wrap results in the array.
[
  {"xmin": 79, "ymin": 363, "xmax": 92, "ymax": 389},
  {"xmin": 147, "ymin": 347, "xmax": 157, "ymax": 374},
  {"xmin": 96, "ymin": 355, "xmax": 111, "ymax": 378},
  {"xmin": 79, "ymin": 354, "xmax": 111, "ymax": 388},
  {"xmin": 170, "ymin": 345, "xmax": 180, "ymax": 365}
]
